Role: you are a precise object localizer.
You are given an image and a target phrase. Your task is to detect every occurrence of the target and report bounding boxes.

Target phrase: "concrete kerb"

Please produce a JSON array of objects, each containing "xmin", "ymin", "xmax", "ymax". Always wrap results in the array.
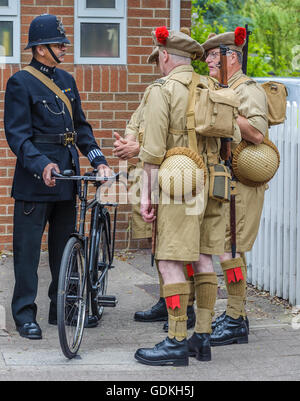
[{"xmin": 0, "ymin": 304, "xmax": 8, "ymax": 337}]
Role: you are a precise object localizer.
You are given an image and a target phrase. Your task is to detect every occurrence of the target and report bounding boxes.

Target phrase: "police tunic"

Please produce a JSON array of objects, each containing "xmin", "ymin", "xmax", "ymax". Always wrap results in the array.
[
  {"xmin": 4, "ymin": 59, "xmax": 108, "ymax": 327},
  {"xmin": 4, "ymin": 58, "xmax": 107, "ymax": 201}
]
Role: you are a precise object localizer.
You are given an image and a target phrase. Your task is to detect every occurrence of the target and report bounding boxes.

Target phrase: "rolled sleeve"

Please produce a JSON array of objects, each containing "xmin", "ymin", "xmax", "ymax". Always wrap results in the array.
[
  {"xmin": 139, "ymin": 85, "xmax": 169, "ymax": 166},
  {"xmin": 237, "ymin": 83, "xmax": 268, "ymax": 136},
  {"xmin": 138, "ymin": 145, "xmax": 165, "ymax": 165}
]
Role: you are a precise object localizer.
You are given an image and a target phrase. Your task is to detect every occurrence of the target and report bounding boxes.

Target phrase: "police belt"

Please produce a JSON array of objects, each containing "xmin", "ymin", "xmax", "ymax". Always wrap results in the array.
[{"xmin": 31, "ymin": 132, "xmax": 77, "ymax": 146}]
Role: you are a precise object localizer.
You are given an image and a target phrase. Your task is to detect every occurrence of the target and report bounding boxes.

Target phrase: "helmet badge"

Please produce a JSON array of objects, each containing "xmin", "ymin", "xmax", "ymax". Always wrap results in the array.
[{"xmin": 56, "ymin": 18, "xmax": 65, "ymax": 35}]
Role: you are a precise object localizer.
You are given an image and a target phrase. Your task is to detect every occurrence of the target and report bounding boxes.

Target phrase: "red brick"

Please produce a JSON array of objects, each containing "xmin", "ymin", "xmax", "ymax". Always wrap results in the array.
[
  {"xmin": 0, "ymin": 0, "xmax": 189, "ymax": 251},
  {"xmin": 101, "ymin": 67, "xmax": 110, "ymax": 92}
]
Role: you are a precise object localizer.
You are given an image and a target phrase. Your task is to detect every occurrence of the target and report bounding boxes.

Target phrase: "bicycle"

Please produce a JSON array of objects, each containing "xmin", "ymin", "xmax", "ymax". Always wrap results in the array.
[{"xmin": 52, "ymin": 169, "xmax": 121, "ymax": 359}]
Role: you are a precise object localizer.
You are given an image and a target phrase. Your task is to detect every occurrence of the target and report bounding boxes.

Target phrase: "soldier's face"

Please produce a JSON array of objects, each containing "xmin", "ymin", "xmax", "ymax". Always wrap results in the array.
[{"xmin": 205, "ymin": 48, "xmax": 221, "ymax": 80}]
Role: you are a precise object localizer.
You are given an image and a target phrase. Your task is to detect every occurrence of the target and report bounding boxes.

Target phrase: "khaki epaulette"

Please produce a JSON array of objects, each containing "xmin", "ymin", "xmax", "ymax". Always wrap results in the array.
[{"xmin": 153, "ymin": 78, "xmax": 166, "ymax": 85}]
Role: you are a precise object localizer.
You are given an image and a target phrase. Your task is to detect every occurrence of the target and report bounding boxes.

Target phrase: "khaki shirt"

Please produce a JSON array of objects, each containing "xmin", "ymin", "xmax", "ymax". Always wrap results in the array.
[
  {"xmin": 229, "ymin": 70, "xmax": 268, "ymax": 145},
  {"xmin": 139, "ymin": 65, "xmax": 220, "ymax": 166},
  {"xmin": 125, "ymin": 85, "xmax": 153, "ymax": 146}
]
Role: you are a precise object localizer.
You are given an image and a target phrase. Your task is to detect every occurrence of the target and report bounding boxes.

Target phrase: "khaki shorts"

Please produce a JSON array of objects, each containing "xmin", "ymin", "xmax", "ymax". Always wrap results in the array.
[
  {"xmin": 155, "ymin": 177, "xmax": 227, "ymax": 261},
  {"xmin": 132, "ymin": 201, "xmax": 152, "ymax": 239},
  {"xmin": 224, "ymin": 181, "xmax": 266, "ymax": 253}
]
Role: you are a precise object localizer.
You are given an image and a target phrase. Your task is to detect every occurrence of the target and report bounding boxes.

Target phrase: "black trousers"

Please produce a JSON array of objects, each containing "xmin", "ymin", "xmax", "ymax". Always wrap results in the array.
[{"xmin": 12, "ymin": 200, "xmax": 76, "ymax": 327}]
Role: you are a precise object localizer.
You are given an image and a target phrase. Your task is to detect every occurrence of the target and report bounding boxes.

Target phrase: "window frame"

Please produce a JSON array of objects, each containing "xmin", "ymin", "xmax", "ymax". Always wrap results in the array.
[
  {"xmin": 77, "ymin": 0, "xmax": 125, "ymax": 18},
  {"xmin": 0, "ymin": 0, "xmax": 18, "ymax": 16},
  {"xmin": 0, "ymin": 1, "xmax": 20, "ymax": 64},
  {"xmin": 75, "ymin": 0, "xmax": 127, "ymax": 65}
]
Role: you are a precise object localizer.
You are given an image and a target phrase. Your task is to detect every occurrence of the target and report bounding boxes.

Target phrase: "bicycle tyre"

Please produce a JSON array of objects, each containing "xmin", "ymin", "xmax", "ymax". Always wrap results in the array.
[
  {"xmin": 57, "ymin": 236, "xmax": 87, "ymax": 359},
  {"xmin": 90, "ymin": 218, "xmax": 109, "ymax": 320}
]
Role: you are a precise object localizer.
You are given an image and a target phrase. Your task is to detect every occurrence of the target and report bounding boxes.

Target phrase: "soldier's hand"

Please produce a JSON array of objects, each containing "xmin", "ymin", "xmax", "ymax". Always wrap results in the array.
[
  {"xmin": 113, "ymin": 131, "xmax": 127, "ymax": 147},
  {"xmin": 141, "ymin": 200, "xmax": 156, "ymax": 223},
  {"xmin": 43, "ymin": 163, "xmax": 60, "ymax": 187},
  {"xmin": 113, "ymin": 131, "xmax": 139, "ymax": 160}
]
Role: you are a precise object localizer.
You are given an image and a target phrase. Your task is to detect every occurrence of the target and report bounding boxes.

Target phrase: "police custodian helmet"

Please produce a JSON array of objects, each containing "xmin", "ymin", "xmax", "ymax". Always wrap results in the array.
[{"xmin": 25, "ymin": 14, "xmax": 70, "ymax": 50}]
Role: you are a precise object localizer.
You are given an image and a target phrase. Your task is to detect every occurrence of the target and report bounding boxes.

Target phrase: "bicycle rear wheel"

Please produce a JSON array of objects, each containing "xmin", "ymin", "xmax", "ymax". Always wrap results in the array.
[
  {"xmin": 57, "ymin": 236, "xmax": 87, "ymax": 359},
  {"xmin": 90, "ymin": 219, "xmax": 109, "ymax": 320}
]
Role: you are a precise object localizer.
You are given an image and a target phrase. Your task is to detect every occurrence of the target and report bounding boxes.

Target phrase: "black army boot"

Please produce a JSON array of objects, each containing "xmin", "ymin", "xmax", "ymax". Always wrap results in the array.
[
  {"xmin": 212, "ymin": 311, "xmax": 250, "ymax": 333},
  {"xmin": 134, "ymin": 337, "xmax": 189, "ymax": 366},
  {"xmin": 134, "ymin": 297, "xmax": 168, "ymax": 322},
  {"xmin": 163, "ymin": 305, "xmax": 196, "ymax": 332},
  {"xmin": 210, "ymin": 315, "xmax": 248, "ymax": 347},
  {"xmin": 188, "ymin": 333, "xmax": 211, "ymax": 361}
]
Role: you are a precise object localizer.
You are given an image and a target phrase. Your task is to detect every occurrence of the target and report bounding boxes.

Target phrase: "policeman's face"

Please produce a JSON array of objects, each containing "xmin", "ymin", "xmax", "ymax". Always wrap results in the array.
[
  {"xmin": 36, "ymin": 43, "xmax": 67, "ymax": 66},
  {"xmin": 48, "ymin": 43, "xmax": 67, "ymax": 64}
]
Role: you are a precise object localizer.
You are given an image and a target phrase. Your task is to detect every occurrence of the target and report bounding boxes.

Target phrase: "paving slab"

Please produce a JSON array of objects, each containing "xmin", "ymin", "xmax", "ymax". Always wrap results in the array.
[{"xmin": 0, "ymin": 250, "xmax": 299, "ymax": 382}]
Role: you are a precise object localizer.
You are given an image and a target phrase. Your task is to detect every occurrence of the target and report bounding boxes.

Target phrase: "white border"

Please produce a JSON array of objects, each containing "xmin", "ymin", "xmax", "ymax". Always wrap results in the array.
[
  {"xmin": 78, "ymin": 0, "xmax": 125, "ymax": 18},
  {"xmin": 74, "ymin": 0, "xmax": 127, "ymax": 65}
]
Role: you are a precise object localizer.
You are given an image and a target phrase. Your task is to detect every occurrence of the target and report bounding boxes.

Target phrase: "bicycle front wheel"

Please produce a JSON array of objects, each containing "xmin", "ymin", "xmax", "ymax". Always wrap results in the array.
[
  {"xmin": 57, "ymin": 236, "xmax": 87, "ymax": 359},
  {"xmin": 90, "ymin": 220, "xmax": 109, "ymax": 320}
]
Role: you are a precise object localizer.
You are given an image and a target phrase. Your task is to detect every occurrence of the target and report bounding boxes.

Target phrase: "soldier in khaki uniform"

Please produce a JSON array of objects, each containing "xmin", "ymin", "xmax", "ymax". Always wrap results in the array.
[
  {"xmin": 134, "ymin": 27, "xmax": 237, "ymax": 366},
  {"xmin": 114, "ymin": 46, "xmax": 196, "ymax": 329},
  {"xmin": 201, "ymin": 30, "xmax": 268, "ymax": 346}
]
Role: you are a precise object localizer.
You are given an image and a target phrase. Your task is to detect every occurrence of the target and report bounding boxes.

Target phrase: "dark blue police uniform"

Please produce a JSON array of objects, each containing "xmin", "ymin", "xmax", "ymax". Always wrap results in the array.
[{"xmin": 4, "ymin": 57, "xmax": 108, "ymax": 328}]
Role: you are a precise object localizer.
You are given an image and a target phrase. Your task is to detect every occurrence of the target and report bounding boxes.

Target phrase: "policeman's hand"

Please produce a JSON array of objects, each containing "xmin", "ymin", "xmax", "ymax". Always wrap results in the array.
[
  {"xmin": 97, "ymin": 164, "xmax": 114, "ymax": 184},
  {"xmin": 141, "ymin": 200, "xmax": 156, "ymax": 223},
  {"xmin": 43, "ymin": 163, "xmax": 60, "ymax": 187}
]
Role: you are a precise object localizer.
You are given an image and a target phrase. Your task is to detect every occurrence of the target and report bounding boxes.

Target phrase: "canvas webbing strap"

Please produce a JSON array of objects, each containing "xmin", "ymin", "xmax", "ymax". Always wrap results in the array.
[{"xmin": 23, "ymin": 66, "xmax": 73, "ymax": 120}]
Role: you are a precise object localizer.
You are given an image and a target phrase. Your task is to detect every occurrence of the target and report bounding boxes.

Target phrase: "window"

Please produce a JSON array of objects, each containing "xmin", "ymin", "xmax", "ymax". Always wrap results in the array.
[
  {"xmin": 75, "ymin": 0, "xmax": 126, "ymax": 64},
  {"xmin": 0, "ymin": 0, "xmax": 20, "ymax": 64}
]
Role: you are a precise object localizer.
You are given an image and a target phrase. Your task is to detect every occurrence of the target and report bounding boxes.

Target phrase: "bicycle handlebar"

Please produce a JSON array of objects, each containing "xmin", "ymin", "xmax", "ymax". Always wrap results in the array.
[{"xmin": 51, "ymin": 169, "xmax": 125, "ymax": 182}]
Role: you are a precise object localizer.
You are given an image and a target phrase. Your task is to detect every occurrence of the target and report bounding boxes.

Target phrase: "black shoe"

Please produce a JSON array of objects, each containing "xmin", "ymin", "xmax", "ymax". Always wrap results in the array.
[
  {"xmin": 210, "ymin": 315, "xmax": 248, "ymax": 347},
  {"xmin": 188, "ymin": 333, "xmax": 211, "ymax": 361},
  {"xmin": 211, "ymin": 311, "xmax": 226, "ymax": 330},
  {"xmin": 17, "ymin": 322, "xmax": 42, "ymax": 340},
  {"xmin": 48, "ymin": 315, "xmax": 99, "ymax": 328},
  {"xmin": 163, "ymin": 305, "xmax": 196, "ymax": 332},
  {"xmin": 135, "ymin": 337, "xmax": 189, "ymax": 366},
  {"xmin": 134, "ymin": 297, "xmax": 168, "ymax": 322},
  {"xmin": 212, "ymin": 311, "xmax": 250, "ymax": 334}
]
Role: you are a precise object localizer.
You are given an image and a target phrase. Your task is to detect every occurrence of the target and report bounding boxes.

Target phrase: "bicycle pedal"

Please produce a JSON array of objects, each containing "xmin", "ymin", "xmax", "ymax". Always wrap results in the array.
[
  {"xmin": 97, "ymin": 295, "xmax": 118, "ymax": 307},
  {"xmin": 109, "ymin": 264, "xmax": 115, "ymax": 269}
]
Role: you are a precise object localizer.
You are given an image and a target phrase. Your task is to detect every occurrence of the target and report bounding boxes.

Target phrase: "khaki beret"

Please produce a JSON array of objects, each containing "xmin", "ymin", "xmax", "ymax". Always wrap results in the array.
[
  {"xmin": 202, "ymin": 28, "xmax": 247, "ymax": 54},
  {"xmin": 152, "ymin": 26, "xmax": 204, "ymax": 60},
  {"xmin": 147, "ymin": 46, "xmax": 159, "ymax": 64}
]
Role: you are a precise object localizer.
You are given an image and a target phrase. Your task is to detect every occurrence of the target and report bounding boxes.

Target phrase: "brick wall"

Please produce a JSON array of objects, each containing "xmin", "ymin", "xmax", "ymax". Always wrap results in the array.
[{"xmin": 0, "ymin": 0, "xmax": 191, "ymax": 251}]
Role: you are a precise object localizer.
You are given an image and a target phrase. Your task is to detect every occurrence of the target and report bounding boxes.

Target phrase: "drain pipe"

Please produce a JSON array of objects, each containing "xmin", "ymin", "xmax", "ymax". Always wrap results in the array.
[{"xmin": 170, "ymin": 0, "xmax": 181, "ymax": 31}]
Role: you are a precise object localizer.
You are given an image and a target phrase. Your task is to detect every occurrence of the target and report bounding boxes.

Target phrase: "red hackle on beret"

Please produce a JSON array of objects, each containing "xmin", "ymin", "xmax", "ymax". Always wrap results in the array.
[
  {"xmin": 155, "ymin": 26, "xmax": 169, "ymax": 45},
  {"xmin": 234, "ymin": 27, "xmax": 246, "ymax": 46}
]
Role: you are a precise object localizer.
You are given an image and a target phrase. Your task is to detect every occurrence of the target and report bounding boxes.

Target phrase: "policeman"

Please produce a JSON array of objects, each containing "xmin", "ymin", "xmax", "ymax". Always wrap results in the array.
[
  {"xmin": 113, "ymin": 45, "xmax": 196, "ymax": 330},
  {"xmin": 4, "ymin": 14, "xmax": 111, "ymax": 340},
  {"xmin": 201, "ymin": 29, "xmax": 268, "ymax": 346},
  {"xmin": 134, "ymin": 28, "xmax": 233, "ymax": 366}
]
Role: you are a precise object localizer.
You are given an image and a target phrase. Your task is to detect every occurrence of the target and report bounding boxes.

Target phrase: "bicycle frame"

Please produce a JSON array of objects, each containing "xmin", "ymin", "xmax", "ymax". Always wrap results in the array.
[{"xmin": 53, "ymin": 169, "xmax": 120, "ymax": 307}]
